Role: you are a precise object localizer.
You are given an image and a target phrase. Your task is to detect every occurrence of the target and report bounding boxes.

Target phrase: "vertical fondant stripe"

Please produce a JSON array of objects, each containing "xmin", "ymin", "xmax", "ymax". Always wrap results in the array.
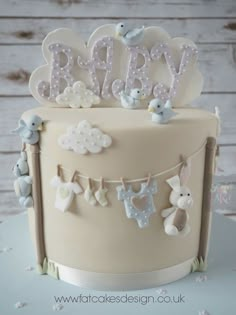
[
  {"xmin": 30, "ymin": 143, "xmax": 46, "ymax": 266},
  {"xmin": 198, "ymin": 137, "xmax": 217, "ymax": 261}
]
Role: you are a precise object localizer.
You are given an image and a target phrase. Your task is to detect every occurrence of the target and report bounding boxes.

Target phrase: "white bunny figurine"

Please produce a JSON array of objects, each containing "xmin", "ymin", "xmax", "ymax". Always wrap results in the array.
[{"xmin": 161, "ymin": 158, "xmax": 193, "ymax": 236}]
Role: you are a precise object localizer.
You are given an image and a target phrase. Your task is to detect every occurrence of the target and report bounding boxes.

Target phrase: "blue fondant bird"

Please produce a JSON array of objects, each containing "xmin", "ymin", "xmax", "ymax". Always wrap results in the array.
[
  {"xmin": 116, "ymin": 23, "xmax": 145, "ymax": 46},
  {"xmin": 12, "ymin": 115, "xmax": 43, "ymax": 144},
  {"xmin": 148, "ymin": 99, "xmax": 177, "ymax": 124},
  {"xmin": 120, "ymin": 88, "xmax": 145, "ymax": 109}
]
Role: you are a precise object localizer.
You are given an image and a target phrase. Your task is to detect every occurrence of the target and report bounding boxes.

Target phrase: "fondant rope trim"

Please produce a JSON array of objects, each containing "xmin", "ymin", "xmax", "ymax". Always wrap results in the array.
[{"xmin": 29, "ymin": 140, "xmax": 207, "ymax": 184}]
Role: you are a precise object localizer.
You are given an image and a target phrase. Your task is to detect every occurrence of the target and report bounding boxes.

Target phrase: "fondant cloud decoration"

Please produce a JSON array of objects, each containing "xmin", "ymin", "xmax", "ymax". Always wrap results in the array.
[
  {"xmin": 29, "ymin": 25, "xmax": 203, "ymax": 108},
  {"xmin": 58, "ymin": 120, "xmax": 112, "ymax": 154},
  {"xmin": 56, "ymin": 81, "xmax": 101, "ymax": 108}
]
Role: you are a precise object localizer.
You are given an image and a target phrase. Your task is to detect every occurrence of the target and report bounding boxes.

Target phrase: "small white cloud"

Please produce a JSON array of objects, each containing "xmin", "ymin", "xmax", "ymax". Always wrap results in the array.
[
  {"xmin": 58, "ymin": 120, "xmax": 112, "ymax": 154},
  {"xmin": 56, "ymin": 81, "xmax": 100, "ymax": 108}
]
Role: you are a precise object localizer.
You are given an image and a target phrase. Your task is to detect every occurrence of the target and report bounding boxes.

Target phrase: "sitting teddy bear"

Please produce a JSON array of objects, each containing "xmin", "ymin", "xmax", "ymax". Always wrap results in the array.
[
  {"xmin": 13, "ymin": 152, "xmax": 33, "ymax": 208},
  {"xmin": 161, "ymin": 158, "xmax": 193, "ymax": 236}
]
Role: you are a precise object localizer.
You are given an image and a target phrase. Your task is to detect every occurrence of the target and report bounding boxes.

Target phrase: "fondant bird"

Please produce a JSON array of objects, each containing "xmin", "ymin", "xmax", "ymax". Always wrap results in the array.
[
  {"xmin": 116, "ymin": 23, "xmax": 145, "ymax": 46},
  {"xmin": 120, "ymin": 88, "xmax": 145, "ymax": 109},
  {"xmin": 148, "ymin": 99, "xmax": 177, "ymax": 124},
  {"xmin": 12, "ymin": 115, "xmax": 43, "ymax": 144}
]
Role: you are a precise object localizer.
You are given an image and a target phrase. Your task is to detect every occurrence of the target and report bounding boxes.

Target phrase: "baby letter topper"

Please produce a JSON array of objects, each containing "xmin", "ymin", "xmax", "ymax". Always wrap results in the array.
[
  {"xmin": 50, "ymin": 166, "xmax": 83, "ymax": 212},
  {"xmin": 161, "ymin": 157, "xmax": 193, "ymax": 236},
  {"xmin": 29, "ymin": 25, "xmax": 203, "ymax": 108},
  {"xmin": 117, "ymin": 175, "xmax": 158, "ymax": 228}
]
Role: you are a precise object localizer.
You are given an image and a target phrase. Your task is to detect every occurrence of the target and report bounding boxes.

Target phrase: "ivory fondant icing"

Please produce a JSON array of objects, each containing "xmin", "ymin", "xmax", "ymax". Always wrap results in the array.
[
  {"xmin": 12, "ymin": 24, "xmax": 219, "ymax": 290},
  {"xmin": 23, "ymin": 107, "xmax": 217, "ymax": 275}
]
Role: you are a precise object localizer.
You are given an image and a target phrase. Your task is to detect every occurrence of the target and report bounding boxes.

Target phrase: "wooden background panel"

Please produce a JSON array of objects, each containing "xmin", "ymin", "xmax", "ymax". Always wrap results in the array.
[
  {"xmin": 0, "ymin": 18, "xmax": 236, "ymax": 44},
  {"xmin": 0, "ymin": 44, "xmax": 235, "ymax": 96},
  {"xmin": 0, "ymin": 192, "xmax": 22, "ymax": 220},
  {"xmin": 1, "ymin": 0, "xmax": 236, "ymax": 18}
]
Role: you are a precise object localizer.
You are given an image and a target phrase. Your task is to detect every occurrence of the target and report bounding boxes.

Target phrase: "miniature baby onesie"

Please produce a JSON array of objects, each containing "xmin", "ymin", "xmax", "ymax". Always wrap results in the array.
[{"xmin": 51, "ymin": 175, "xmax": 83, "ymax": 212}]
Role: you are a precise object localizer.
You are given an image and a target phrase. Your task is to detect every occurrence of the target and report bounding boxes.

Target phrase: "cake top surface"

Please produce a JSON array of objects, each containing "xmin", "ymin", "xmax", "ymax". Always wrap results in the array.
[
  {"xmin": 22, "ymin": 107, "xmax": 217, "ymax": 130},
  {"xmin": 29, "ymin": 24, "xmax": 203, "ymax": 109}
]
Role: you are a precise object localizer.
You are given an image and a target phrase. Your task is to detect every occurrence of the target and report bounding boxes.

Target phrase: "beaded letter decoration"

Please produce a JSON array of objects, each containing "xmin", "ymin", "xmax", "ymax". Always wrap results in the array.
[
  {"xmin": 29, "ymin": 24, "xmax": 203, "ymax": 108},
  {"xmin": 58, "ymin": 120, "xmax": 112, "ymax": 155},
  {"xmin": 117, "ymin": 176, "xmax": 158, "ymax": 228}
]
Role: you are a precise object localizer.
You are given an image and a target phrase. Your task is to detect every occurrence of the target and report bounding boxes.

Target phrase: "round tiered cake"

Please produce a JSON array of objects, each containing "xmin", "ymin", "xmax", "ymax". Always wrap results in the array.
[{"xmin": 13, "ymin": 24, "xmax": 219, "ymax": 290}]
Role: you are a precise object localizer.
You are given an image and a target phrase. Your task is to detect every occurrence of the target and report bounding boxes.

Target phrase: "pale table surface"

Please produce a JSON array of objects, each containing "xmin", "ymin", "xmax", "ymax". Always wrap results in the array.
[{"xmin": 0, "ymin": 212, "xmax": 235, "ymax": 315}]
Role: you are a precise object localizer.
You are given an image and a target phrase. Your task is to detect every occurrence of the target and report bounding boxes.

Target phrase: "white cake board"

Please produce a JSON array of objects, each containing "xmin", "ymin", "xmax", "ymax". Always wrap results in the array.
[{"xmin": 0, "ymin": 212, "xmax": 235, "ymax": 315}]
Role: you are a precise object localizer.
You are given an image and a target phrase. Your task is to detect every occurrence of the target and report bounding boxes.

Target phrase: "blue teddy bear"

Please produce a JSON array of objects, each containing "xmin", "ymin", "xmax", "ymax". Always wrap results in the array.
[{"xmin": 13, "ymin": 152, "xmax": 33, "ymax": 208}]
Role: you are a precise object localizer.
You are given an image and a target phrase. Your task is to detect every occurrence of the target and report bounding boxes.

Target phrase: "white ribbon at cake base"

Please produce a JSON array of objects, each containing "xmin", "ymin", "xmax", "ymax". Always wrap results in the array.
[{"xmin": 49, "ymin": 257, "xmax": 195, "ymax": 291}]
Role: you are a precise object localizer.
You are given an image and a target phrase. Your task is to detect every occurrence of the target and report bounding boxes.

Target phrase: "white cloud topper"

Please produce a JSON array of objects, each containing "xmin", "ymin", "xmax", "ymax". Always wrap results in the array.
[
  {"xmin": 56, "ymin": 81, "xmax": 101, "ymax": 108},
  {"xmin": 58, "ymin": 120, "xmax": 112, "ymax": 154}
]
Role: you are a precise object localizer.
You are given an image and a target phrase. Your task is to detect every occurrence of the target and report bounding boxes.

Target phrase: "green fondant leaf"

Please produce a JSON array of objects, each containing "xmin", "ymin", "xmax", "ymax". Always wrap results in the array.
[
  {"xmin": 36, "ymin": 263, "xmax": 43, "ymax": 274},
  {"xmin": 42, "ymin": 258, "xmax": 48, "ymax": 274},
  {"xmin": 191, "ymin": 257, "xmax": 207, "ymax": 272},
  {"xmin": 47, "ymin": 261, "xmax": 59, "ymax": 280},
  {"xmin": 35, "ymin": 257, "xmax": 59, "ymax": 280},
  {"xmin": 199, "ymin": 257, "xmax": 207, "ymax": 271}
]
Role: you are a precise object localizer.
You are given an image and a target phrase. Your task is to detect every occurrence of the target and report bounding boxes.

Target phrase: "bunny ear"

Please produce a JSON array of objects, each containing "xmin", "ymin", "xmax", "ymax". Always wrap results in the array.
[
  {"xmin": 166, "ymin": 175, "xmax": 181, "ymax": 191},
  {"xmin": 180, "ymin": 157, "xmax": 191, "ymax": 185}
]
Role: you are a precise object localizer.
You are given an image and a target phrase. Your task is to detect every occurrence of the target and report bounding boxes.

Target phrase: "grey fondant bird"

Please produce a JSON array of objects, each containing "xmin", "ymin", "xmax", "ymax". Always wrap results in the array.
[
  {"xmin": 120, "ymin": 88, "xmax": 145, "ymax": 109},
  {"xmin": 116, "ymin": 23, "xmax": 145, "ymax": 46},
  {"xmin": 12, "ymin": 115, "xmax": 43, "ymax": 144},
  {"xmin": 148, "ymin": 99, "xmax": 177, "ymax": 124}
]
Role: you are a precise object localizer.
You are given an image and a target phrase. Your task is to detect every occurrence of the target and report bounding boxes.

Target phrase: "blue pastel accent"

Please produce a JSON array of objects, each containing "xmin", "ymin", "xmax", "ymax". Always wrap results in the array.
[
  {"xmin": 149, "ymin": 99, "xmax": 177, "ymax": 124},
  {"xmin": 117, "ymin": 180, "xmax": 158, "ymax": 228},
  {"xmin": 12, "ymin": 115, "xmax": 43, "ymax": 144}
]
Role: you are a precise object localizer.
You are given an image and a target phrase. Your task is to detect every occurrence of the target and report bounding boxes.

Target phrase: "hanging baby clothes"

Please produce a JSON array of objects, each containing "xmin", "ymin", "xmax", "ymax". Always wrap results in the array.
[
  {"xmin": 50, "ymin": 168, "xmax": 83, "ymax": 212},
  {"xmin": 116, "ymin": 176, "xmax": 158, "ymax": 228},
  {"xmin": 95, "ymin": 178, "xmax": 108, "ymax": 207},
  {"xmin": 84, "ymin": 178, "xmax": 97, "ymax": 206}
]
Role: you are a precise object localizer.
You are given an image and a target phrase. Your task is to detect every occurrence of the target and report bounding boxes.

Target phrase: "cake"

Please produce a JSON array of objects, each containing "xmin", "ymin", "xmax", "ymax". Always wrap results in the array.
[{"xmin": 12, "ymin": 23, "xmax": 220, "ymax": 290}]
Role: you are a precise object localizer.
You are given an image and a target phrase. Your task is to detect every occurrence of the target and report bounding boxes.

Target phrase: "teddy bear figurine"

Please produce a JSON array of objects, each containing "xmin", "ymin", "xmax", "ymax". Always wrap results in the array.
[
  {"xmin": 13, "ymin": 151, "xmax": 33, "ymax": 208},
  {"xmin": 161, "ymin": 158, "xmax": 193, "ymax": 236}
]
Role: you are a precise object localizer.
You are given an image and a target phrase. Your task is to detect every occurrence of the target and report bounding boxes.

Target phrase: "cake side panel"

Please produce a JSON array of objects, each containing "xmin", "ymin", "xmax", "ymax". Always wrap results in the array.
[{"xmin": 28, "ymin": 108, "xmax": 219, "ymax": 273}]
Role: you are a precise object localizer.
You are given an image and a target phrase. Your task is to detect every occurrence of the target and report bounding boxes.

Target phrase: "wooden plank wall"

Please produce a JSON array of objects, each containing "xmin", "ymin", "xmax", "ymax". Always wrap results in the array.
[{"xmin": 0, "ymin": 0, "xmax": 235, "ymax": 217}]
